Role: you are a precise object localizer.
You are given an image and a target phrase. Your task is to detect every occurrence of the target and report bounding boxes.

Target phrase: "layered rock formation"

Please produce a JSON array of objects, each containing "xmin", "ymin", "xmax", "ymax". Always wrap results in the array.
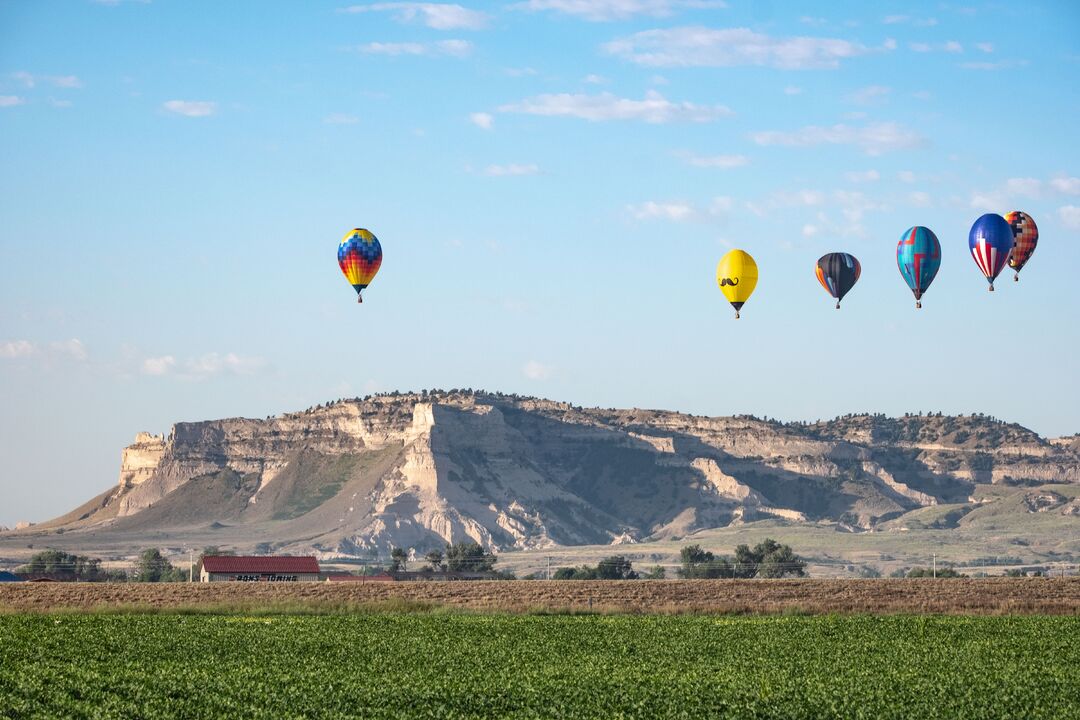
[{"xmin": 28, "ymin": 392, "xmax": 1080, "ymax": 558}]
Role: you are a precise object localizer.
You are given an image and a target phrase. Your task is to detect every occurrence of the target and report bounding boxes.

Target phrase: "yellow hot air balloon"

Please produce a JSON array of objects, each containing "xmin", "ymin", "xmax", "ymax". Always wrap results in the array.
[{"xmin": 716, "ymin": 249, "xmax": 758, "ymax": 319}]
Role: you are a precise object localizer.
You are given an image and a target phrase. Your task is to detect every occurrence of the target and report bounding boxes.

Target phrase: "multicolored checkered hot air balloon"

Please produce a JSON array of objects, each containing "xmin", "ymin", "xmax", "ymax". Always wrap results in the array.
[
  {"xmin": 1004, "ymin": 210, "xmax": 1038, "ymax": 282},
  {"xmin": 815, "ymin": 252, "xmax": 861, "ymax": 309},
  {"xmin": 338, "ymin": 228, "xmax": 383, "ymax": 303},
  {"xmin": 896, "ymin": 226, "xmax": 941, "ymax": 310},
  {"xmin": 968, "ymin": 214, "xmax": 1013, "ymax": 292}
]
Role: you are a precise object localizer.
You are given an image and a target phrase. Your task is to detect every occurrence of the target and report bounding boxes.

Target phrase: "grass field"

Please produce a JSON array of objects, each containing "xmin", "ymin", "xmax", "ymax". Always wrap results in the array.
[{"xmin": 1, "ymin": 613, "xmax": 1077, "ymax": 719}]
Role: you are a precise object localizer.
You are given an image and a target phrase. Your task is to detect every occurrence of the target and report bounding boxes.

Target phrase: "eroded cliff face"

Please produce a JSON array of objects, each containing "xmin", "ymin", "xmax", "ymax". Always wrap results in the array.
[{"xmin": 48, "ymin": 392, "xmax": 1080, "ymax": 555}]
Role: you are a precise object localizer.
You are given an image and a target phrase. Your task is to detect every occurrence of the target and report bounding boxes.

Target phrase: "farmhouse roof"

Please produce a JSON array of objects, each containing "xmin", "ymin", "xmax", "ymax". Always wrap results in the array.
[{"xmin": 202, "ymin": 556, "xmax": 320, "ymax": 574}]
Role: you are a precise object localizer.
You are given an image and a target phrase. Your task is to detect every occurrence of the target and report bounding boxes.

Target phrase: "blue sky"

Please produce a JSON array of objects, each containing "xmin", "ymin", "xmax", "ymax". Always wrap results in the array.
[{"xmin": 1, "ymin": 0, "xmax": 1078, "ymax": 526}]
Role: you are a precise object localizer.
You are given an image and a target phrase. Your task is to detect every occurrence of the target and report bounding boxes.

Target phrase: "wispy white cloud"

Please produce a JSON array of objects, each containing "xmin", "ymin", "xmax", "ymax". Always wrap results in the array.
[
  {"xmin": 1050, "ymin": 175, "xmax": 1080, "ymax": 195},
  {"xmin": 847, "ymin": 85, "xmax": 890, "ymax": 104},
  {"xmin": 910, "ymin": 41, "xmax": 962, "ymax": 53},
  {"xmin": 908, "ymin": 191, "xmax": 933, "ymax": 208},
  {"xmin": 626, "ymin": 196, "xmax": 732, "ymax": 221},
  {"xmin": 522, "ymin": 360, "xmax": 552, "ymax": 380},
  {"xmin": 771, "ymin": 189, "xmax": 826, "ymax": 207},
  {"xmin": 11, "ymin": 72, "xmax": 83, "ymax": 88},
  {"xmin": 781, "ymin": 191, "xmax": 886, "ymax": 239},
  {"xmin": 582, "ymin": 73, "xmax": 608, "ymax": 84},
  {"xmin": 498, "ymin": 90, "xmax": 732, "ymax": 123},
  {"xmin": 627, "ymin": 200, "xmax": 695, "ymax": 221},
  {"xmin": 469, "ymin": 111, "xmax": 494, "ymax": 129},
  {"xmin": 340, "ymin": 3, "xmax": 490, "ymax": 30},
  {"xmin": 844, "ymin": 169, "xmax": 879, "ymax": 183},
  {"xmin": 141, "ymin": 356, "xmax": 176, "ymax": 376},
  {"xmin": 783, "ymin": 85, "xmax": 802, "ymax": 95},
  {"xmin": 750, "ymin": 122, "xmax": 925, "ymax": 156},
  {"xmin": 898, "ymin": 170, "xmax": 916, "ymax": 183},
  {"xmin": 604, "ymin": 27, "xmax": 879, "ymax": 69},
  {"xmin": 50, "ymin": 339, "xmax": 88, "ymax": 361},
  {"xmin": 142, "ymin": 352, "xmax": 268, "ymax": 378},
  {"xmin": 1004, "ymin": 177, "xmax": 1041, "ymax": 197},
  {"xmin": 0, "ymin": 340, "xmax": 36, "ymax": 359},
  {"xmin": 1, "ymin": 338, "xmax": 88, "ymax": 362},
  {"xmin": 483, "ymin": 163, "xmax": 539, "ymax": 176},
  {"xmin": 975, "ymin": 42, "xmax": 993, "ymax": 53},
  {"xmin": 679, "ymin": 152, "xmax": 748, "ymax": 168},
  {"xmin": 324, "ymin": 113, "xmax": 359, "ymax": 124},
  {"xmin": 0, "ymin": 96, "xmax": 26, "ymax": 107},
  {"xmin": 1059, "ymin": 205, "xmax": 1080, "ymax": 230},
  {"xmin": 960, "ymin": 59, "xmax": 1028, "ymax": 70},
  {"xmin": 974, "ymin": 175, "xmax": 1080, "ymax": 210},
  {"xmin": 163, "ymin": 100, "xmax": 216, "ymax": 117},
  {"xmin": 883, "ymin": 15, "xmax": 937, "ymax": 26},
  {"xmin": 359, "ymin": 39, "xmax": 472, "ymax": 57},
  {"xmin": 518, "ymin": 0, "xmax": 726, "ymax": 22}
]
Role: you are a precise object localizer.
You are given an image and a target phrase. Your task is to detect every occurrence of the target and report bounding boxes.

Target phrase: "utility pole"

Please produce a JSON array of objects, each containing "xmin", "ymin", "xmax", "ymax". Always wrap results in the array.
[
  {"xmin": 189, "ymin": 549, "xmax": 193, "ymax": 583},
  {"xmin": 932, "ymin": 553, "xmax": 936, "ymax": 579},
  {"xmin": 546, "ymin": 556, "xmax": 551, "ymax": 580}
]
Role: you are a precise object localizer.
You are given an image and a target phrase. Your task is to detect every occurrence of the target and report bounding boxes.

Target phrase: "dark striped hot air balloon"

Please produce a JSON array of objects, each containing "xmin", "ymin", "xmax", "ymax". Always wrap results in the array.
[{"xmin": 815, "ymin": 252, "xmax": 861, "ymax": 309}]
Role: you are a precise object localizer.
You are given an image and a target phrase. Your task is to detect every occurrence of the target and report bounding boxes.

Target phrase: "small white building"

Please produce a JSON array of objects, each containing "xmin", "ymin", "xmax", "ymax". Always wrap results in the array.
[{"xmin": 200, "ymin": 555, "xmax": 320, "ymax": 582}]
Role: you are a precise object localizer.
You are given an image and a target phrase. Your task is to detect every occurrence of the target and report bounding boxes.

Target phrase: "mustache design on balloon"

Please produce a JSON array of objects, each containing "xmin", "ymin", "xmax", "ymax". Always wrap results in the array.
[{"xmin": 718, "ymin": 277, "xmax": 739, "ymax": 287}]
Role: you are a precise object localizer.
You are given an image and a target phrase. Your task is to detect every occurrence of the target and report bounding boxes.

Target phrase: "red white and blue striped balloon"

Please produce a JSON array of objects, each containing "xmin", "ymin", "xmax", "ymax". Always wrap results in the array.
[{"xmin": 968, "ymin": 213, "xmax": 1013, "ymax": 291}]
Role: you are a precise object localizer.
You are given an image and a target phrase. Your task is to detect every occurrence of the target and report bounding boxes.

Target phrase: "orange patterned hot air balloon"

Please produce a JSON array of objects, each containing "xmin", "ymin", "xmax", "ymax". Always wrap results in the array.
[
  {"xmin": 1004, "ymin": 211, "xmax": 1038, "ymax": 282},
  {"xmin": 337, "ymin": 228, "xmax": 383, "ymax": 303}
]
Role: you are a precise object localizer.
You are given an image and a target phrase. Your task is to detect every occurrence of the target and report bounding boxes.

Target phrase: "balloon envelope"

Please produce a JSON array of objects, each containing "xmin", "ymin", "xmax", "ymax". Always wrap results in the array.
[
  {"xmin": 968, "ymin": 213, "xmax": 1012, "ymax": 289},
  {"xmin": 815, "ymin": 252, "xmax": 861, "ymax": 307},
  {"xmin": 338, "ymin": 228, "xmax": 383, "ymax": 297},
  {"xmin": 716, "ymin": 249, "xmax": 758, "ymax": 318},
  {"xmin": 896, "ymin": 226, "xmax": 941, "ymax": 308},
  {"xmin": 1004, "ymin": 210, "xmax": 1038, "ymax": 278}
]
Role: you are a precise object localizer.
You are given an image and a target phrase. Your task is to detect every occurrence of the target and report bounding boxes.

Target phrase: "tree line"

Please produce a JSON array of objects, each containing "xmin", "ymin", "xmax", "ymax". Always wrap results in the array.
[{"xmin": 548, "ymin": 539, "xmax": 807, "ymax": 580}]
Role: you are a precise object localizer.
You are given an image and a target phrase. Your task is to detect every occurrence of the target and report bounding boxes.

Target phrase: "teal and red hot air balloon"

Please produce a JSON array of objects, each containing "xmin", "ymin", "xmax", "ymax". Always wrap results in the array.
[
  {"xmin": 815, "ymin": 252, "xmax": 861, "ymax": 309},
  {"xmin": 896, "ymin": 226, "xmax": 941, "ymax": 309},
  {"xmin": 1004, "ymin": 211, "xmax": 1038, "ymax": 282},
  {"xmin": 338, "ymin": 228, "xmax": 383, "ymax": 303},
  {"xmin": 968, "ymin": 214, "xmax": 1013, "ymax": 291}
]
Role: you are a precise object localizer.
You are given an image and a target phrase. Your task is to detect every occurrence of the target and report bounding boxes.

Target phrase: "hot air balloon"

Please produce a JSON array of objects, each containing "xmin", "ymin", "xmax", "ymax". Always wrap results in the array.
[
  {"xmin": 968, "ymin": 213, "xmax": 1013, "ymax": 291},
  {"xmin": 815, "ymin": 252, "xmax": 861, "ymax": 309},
  {"xmin": 1004, "ymin": 211, "xmax": 1038, "ymax": 282},
  {"xmin": 716, "ymin": 249, "xmax": 758, "ymax": 319},
  {"xmin": 338, "ymin": 228, "xmax": 383, "ymax": 303},
  {"xmin": 896, "ymin": 226, "xmax": 941, "ymax": 309}
]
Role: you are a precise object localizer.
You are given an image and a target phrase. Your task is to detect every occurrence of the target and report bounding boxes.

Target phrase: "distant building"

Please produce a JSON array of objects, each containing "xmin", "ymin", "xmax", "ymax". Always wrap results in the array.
[{"xmin": 200, "ymin": 556, "xmax": 320, "ymax": 582}]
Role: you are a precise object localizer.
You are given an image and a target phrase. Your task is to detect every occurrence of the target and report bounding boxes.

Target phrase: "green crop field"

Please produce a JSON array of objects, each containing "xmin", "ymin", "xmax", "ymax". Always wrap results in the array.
[{"xmin": 1, "ymin": 613, "xmax": 1077, "ymax": 719}]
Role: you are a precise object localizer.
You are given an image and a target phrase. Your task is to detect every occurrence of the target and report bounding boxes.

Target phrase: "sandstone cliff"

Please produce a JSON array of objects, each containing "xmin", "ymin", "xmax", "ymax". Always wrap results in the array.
[{"xmin": 29, "ymin": 392, "xmax": 1080, "ymax": 558}]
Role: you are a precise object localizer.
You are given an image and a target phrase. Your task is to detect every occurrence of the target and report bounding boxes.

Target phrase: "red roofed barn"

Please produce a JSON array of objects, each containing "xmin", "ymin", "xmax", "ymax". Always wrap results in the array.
[{"xmin": 200, "ymin": 556, "xmax": 320, "ymax": 583}]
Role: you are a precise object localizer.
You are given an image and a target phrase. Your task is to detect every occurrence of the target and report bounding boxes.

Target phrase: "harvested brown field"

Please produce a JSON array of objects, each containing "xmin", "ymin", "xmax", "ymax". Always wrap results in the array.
[{"xmin": 1, "ymin": 577, "xmax": 1078, "ymax": 614}]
